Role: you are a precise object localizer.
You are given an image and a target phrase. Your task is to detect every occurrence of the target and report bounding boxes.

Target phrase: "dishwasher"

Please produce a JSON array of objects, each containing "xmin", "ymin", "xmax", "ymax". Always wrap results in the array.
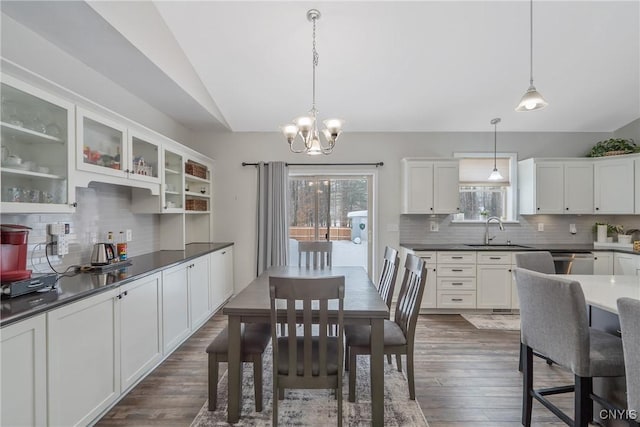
[{"xmin": 550, "ymin": 252, "xmax": 594, "ymax": 274}]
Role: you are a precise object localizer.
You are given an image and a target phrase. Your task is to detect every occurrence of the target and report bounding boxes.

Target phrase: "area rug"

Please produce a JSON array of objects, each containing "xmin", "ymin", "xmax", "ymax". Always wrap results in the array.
[
  {"xmin": 190, "ymin": 347, "xmax": 429, "ymax": 426},
  {"xmin": 461, "ymin": 314, "xmax": 521, "ymax": 331}
]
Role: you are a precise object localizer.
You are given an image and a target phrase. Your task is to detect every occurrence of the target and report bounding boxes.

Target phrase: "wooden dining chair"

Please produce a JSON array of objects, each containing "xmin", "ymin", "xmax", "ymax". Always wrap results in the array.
[
  {"xmin": 514, "ymin": 268, "xmax": 626, "ymax": 427},
  {"xmin": 345, "ymin": 253, "xmax": 427, "ymax": 402},
  {"xmin": 377, "ymin": 246, "xmax": 400, "ymax": 310},
  {"xmin": 298, "ymin": 241, "xmax": 333, "ymax": 269},
  {"xmin": 514, "ymin": 251, "xmax": 556, "ymax": 371},
  {"xmin": 269, "ymin": 275, "xmax": 345, "ymax": 427},
  {"xmin": 617, "ymin": 297, "xmax": 640, "ymax": 426},
  {"xmin": 206, "ymin": 323, "xmax": 271, "ymax": 412}
]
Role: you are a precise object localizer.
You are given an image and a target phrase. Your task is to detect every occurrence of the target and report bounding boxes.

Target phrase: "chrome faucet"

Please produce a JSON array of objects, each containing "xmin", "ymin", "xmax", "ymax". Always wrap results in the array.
[{"xmin": 485, "ymin": 216, "xmax": 504, "ymax": 245}]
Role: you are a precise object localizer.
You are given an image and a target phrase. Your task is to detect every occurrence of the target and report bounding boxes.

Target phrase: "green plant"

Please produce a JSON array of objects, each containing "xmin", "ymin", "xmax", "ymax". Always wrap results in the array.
[
  {"xmin": 587, "ymin": 138, "xmax": 639, "ymax": 157},
  {"xmin": 592, "ymin": 223, "xmax": 623, "ymax": 236}
]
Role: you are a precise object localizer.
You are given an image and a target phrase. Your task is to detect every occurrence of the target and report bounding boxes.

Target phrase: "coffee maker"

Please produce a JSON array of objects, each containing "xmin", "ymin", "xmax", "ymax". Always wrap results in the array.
[{"xmin": 1, "ymin": 224, "xmax": 56, "ymax": 298}]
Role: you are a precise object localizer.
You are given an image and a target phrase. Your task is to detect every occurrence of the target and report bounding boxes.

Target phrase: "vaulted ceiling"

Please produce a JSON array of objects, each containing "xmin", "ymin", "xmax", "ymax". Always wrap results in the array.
[{"xmin": 3, "ymin": 1, "xmax": 639, "ymax": 133}]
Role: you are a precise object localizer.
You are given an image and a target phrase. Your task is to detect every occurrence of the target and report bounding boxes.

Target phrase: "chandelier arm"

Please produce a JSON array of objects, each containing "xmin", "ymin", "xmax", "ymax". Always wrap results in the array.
[{"xmin": 289, "ymin": 135, "xmax": 309, "ymax": 154}]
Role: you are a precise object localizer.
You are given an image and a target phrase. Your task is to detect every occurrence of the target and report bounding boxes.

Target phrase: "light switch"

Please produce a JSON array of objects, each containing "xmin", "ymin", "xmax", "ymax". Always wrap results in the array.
[
  {"xmin": 537, "ymin": 223, "xmax": 544, "ymax": 232},
  {"xmin": 569, "ymin": 224, "xmax": 577, "ymax": 234}
]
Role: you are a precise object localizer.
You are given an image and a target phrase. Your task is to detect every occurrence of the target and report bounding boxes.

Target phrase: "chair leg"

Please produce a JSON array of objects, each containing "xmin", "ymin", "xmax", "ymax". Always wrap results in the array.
[
  {"xmin": 395, "ymin": 353, "xmax": 402, "ymax": 372},
  {"xmin": 208, "ymin": 354, "xmax": 218, "ymax": 411},
  {"xmin": 518, "ymin": 343, "xmax": 524, "ymax": 372},
  {"xmin": 337, "ymin": 383, "xmax": 343, "ymax": 427},
  {"xmin": 387, "ymin": 354, "xmax": 392, "ymax": 365},
  {"xmin": 349, "ymin": 353, "xmax": 357, "ymax": 402},
  {"xmin": 272, "ymin": 375, "xmax": 278, "ymax": 426},
  {"xmin": 279, "ymin": 388, "xmax": 284, "ymax": 400},
  {"xmin": 522, "ymin": 344, "xmax": 533, "ymax": 427},
  {"xmin": 253, "ymin": 355, "xmax": 263, "ymax": 412},
  {"xmin": 574, "ymin": 375, "xmax": 593, "ymax": 427},
  {"xmin": 407, "ymin": 350, "xmax": 415, "ymax": 400},
  {"xmin": 345, "ymin": 345, "xmax": 350, "ymax": 371}
]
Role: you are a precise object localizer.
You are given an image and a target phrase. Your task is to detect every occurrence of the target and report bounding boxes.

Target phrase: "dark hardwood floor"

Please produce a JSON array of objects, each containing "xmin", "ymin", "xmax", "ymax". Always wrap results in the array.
[{"xmin": 97, "ymin": 312, "xmax": 574, "ymax": 426}]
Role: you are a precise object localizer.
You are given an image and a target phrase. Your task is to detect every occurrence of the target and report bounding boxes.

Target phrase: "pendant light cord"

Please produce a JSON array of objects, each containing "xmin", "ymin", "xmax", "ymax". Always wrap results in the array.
[
  {"xmin": 529, "ymin": 0, "xmax": 534, "ymax": 86},
  {"xmin": 311, "ymin": 16, "xmax": 318, "ymax": 113},
  {"xmin": 493, "ymin": 121, "xmax": 498, "ymax": 169}
]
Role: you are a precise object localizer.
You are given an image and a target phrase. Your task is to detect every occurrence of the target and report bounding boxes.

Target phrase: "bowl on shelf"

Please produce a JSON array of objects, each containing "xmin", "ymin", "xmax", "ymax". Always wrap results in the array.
[{"xmin": 37, "ymin": 166, "xmax": 50, "ymax": 174}]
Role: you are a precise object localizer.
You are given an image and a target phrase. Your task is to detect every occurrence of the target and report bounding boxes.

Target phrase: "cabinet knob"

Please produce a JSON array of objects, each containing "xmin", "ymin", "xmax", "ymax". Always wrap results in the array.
[
  {"xmin": 124, "ymin": 290, "xmax": 128, "ymax": 296},
  {"xmin": 430, "ymin": 207, "xmax": 433, "ymax": 211},
  {"xmin": 117, "ymin": 294, "xmax": 123, "ymax": 300},
  {"xmin": 537, "ymin": 207, "xmax": 540, "ymax": 210},
  {"xmin": 566, "ymin": 207, "xmax": 569, "ymax": 211},
  {"xmin": 596, "ymin": 207, "xmax": 600, "ymax": 210},
  {"xmin": 70, "ymin": 202, "xmax": 78, "ymax": 208}
]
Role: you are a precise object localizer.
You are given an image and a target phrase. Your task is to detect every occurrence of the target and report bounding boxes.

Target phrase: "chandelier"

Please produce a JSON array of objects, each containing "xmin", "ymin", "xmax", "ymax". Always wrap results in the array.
[
  {"xmin": 280, "ymin": 9, "xmax": 344, "ymax": 155},
  {"xmin": 515, "ymin": 0, "xmax": 548, "ymax": 111}
]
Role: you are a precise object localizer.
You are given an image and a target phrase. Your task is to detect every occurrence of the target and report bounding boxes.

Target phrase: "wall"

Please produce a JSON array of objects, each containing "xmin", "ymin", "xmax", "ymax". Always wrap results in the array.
[
  {"xmin": 190, "ymin": 130, "xmax": 615, "ymax": 293},
  {"xmin": 1, "ymin": 183, "xmax": 160, "ymax": 273},
  {"xmin": 614, "ymin": 118, "xmax": 640, "ymax": 141}
]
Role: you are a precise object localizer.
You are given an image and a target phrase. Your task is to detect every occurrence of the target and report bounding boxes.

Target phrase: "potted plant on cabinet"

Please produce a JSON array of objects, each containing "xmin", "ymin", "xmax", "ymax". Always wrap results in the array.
[{"xmin": 586, "ymin": 138, "xmax": 639, "ymax": 157}]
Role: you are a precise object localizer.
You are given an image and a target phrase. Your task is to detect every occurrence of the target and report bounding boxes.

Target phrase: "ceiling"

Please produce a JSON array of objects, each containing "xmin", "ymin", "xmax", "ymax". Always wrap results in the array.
[{"xmin": 2, "ymin": 1, "xmax": 639, "ymax": 133}]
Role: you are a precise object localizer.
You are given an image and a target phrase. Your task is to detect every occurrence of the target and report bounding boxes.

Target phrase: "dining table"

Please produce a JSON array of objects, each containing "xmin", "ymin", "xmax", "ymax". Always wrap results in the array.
[{"xmin": 222, "ymin": 266, "xmax": 390, "ymax": 426}]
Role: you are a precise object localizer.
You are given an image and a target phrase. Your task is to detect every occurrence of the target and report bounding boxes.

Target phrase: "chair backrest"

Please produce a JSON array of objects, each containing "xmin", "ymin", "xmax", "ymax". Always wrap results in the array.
[
  {"xmin": 393, "ymin": 254, "xmax": 428, "ymax": 347},
  {"xmin": 514, "ymin": 251, "xmax": 556, "ymax": 274},
  {"xmin": 269, "ymin": 275, "xmax": 345, "ymax": 385},
  {"xmin": 298, "ymin": 241, "xmax": 333, "ymax": 269},
  {"xmin": 513, "ymin": 268, "xmax": 591, "ymax": 376},
  {"xmin": 617, "ymin": 297, "xmax": 640, "ymax": 413},
  {"xmin": 377, "ymin": 246, "xmax": 400, "ymax": 309}
]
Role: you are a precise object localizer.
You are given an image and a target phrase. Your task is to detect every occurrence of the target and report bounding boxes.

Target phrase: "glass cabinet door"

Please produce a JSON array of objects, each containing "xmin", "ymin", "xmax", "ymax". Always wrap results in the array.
[
  {"xmin": 128, "ymin": 130, "xmax": 161, "ymax": 184},
  {"xmin": 1, "ymin": 77, "xmax": 75, "ymax": 213},
  {"xmin": 163, "ymin": 149, "xmax": 184, "ymax": 212},
  {"xmin": 77, "ymin": 108, "xmax": 127, "ymax": 178}
]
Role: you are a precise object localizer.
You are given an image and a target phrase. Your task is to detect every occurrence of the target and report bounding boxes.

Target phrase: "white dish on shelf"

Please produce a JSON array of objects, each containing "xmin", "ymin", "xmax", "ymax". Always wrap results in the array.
[{"xmin": 2, "ymin": 162, "xmax": 30, "ymax": 170}]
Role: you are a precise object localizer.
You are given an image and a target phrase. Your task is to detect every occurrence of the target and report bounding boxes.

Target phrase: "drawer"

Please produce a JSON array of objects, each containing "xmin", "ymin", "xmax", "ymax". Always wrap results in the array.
[
  {"xmin": 437, "ymin": 252, "xmax": 476, "ymax": 264},
  {"xmin": 437, "ymin": 277, "xmax": 476, "ymax": 290},
  {"xmin": 437, "ymin": 290, "xmax": 476, "ymax": 309},
  {"xmin": 477, "ymin": 252, "xmax": 511, "ymax": 264},
  {"xmin": 414, "ymin": 251, "xmax": 436, "ymax": 263},
  {"xmin": 437, "ymin": 264, "xmax": 476, "ymax": 277}
]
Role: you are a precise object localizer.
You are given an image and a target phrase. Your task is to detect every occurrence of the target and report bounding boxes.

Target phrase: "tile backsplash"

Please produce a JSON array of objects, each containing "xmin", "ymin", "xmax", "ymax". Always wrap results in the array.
[
  {"xmin": 400, "ymin": 214, "xmax": 640, "ymax": 245},
  {"xmin": 1, "ymin": 182, "xmax": 160, "ymax": 273}
]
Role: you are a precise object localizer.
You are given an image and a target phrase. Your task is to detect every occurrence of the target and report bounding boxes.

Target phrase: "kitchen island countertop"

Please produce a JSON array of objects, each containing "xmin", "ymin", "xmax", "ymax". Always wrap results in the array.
[
  {"xmin": 1, "ymin": 242, "xmax": 233, "ymax": 327},
  {"xmin": 401, "ymin": 243, "xmax": 638, "ymax": 254}
]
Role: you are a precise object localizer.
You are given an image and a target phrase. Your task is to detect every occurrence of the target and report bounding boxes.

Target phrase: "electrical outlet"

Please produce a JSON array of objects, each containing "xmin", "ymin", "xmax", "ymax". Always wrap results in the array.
[
  {"xmin": 538, "ymin": 223, "xmax": 544, "ymax": 232},
  {"xmin": 126, "ymin": 229, "xmax": 132, "ymax": 242},
  {"xmin": 51, "ymin": 234, "xmax": 69, "ymax": 256},
  {"xmin": 430, "ymin": 221, "xmax": 439, "ymax": 232},
  {"xmin": 569, "ymin": 224, "xmax": 577, "ymax": 234}
]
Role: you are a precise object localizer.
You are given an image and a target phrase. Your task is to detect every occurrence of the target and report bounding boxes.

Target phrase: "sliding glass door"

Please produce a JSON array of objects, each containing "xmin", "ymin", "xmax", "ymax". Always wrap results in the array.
[{"xmin": 288, "ymin": 175, "xmax": 371, "ymax": 272}]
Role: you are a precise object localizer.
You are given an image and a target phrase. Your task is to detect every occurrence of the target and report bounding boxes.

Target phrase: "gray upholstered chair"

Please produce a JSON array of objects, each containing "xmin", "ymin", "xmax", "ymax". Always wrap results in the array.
[
  {"xmin": 298, "ymin": 241, "xmax": 332, "ymax": 269},
  {"xmin": 617, "ymin": 297, "xmax": 640, "ymax": 425},
  {"xmin": 345, "ymin": 253, "xmax": 428, "ymax": 402},
  {"xmin": 206, "ymin": 323, "xmax": 271, "ymax": 412},
  {"xmin": 514, "ymin": 268, "xmax": 626, "ymax": 427},
  {"xmin": 514, "ymin": 251, "xmax": 556, "ymax": 274},
  {"xmin": 514, "ymin": 251, "xmax": 556, "ymax": 370},
  {"xmin": 269, "ymin": 275, "xmax": 345, "ymax": 427}
]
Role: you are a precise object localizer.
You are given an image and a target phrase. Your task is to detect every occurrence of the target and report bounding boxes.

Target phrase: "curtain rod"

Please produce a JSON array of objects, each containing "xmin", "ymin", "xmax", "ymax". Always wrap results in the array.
[{"xmin": 242, "ymin": 162, "xmax": 384, "ymax": 167}]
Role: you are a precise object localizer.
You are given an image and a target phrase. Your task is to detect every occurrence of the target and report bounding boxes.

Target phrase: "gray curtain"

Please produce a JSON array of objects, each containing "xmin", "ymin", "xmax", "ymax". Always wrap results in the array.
[{"xmin": 256, "ymin": 161, "xmax": 289, "ymax": 275}]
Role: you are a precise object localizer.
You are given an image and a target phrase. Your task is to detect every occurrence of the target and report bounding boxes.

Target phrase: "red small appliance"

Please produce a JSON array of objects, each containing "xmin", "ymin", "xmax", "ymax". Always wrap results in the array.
[{"xmin": 1, "ymin": 224, "xmax": 32, "ymax": 282}]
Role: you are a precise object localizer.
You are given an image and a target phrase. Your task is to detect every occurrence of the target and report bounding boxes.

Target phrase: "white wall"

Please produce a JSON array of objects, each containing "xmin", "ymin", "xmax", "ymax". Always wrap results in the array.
[
  {"xmin": 190, "ymin": 130, "xmax": 612, "ymax": 292},
  {"xmin": 1, "ymin": 13, "xmax": 193, "ymax": 143},
  {"xmin": 614, "ymin": 117, "xmax": 640, "ymax": 141}
]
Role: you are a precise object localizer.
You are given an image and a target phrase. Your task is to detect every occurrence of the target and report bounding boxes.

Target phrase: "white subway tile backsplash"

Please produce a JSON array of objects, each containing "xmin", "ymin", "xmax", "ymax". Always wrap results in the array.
[{"xmin": 1, "ymin": 183, "xmax": 160, "ymax": 272}]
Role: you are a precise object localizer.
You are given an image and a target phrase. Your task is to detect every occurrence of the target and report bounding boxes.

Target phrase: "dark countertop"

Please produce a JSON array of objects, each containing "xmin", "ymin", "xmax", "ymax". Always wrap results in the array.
[
  {"xmin": 1, "ymin": 242, "xmax": 233, "ymax": 327},
  {"xmin": 401, "ymin": 243, "xmax": 638, "ymax": 254}
]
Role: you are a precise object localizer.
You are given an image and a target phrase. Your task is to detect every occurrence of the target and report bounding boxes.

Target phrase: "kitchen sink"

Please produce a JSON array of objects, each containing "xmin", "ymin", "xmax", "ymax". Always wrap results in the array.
[{"xmin": 464, "ymin": 244, "xmax": 532, "ymax": 250}]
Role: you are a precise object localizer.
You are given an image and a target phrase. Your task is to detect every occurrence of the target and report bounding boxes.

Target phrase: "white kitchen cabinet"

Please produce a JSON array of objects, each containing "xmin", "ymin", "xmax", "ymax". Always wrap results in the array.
[
  {"xmin": 436, "ymin": 251, "xmax": 476, "ymax": 308},
  {"xmin": 593, "ymin": 251, "xmax": 614, "ymax": 275},
  {"xmin": 414, "ymin": 251, "xmax": 437, "ymax": 309},
  {"xmin": 1, "ymin": 75, "xmax": 76, "ymax": 213},
  {"xmin": 161, "ymin": 263, "xmax": 190, "ymax": 354},
  {"xmin": 162, "ymin": 147, "xmax": 184, "ymax": 212},
  {"xmin": 635, "ymin": 158, "xmax": 640, "ymax": 214},
  {"xmin": 47, "ymin": 288, "xmax": 120, "ymax": 427},
  {"xmin": 594, "ymin": 157, "xmax": 635, "ymax": 214},
  {"xmin": 76, "ymin": 107, "xmax": 127, "ymax": 179},
  {"xmin": 0, "ymin": 314, "xmax": 47, "ymax": 427},
  {"xmin": 126, "ymin": 128, "xmax": 162, "ymax": 184},
  {"xmin": 119, "ymin": 273, "xmax": 163, "ymax": 392},
  {"xmin": 188, "ymin": 255, "xmax": 211, "ymax": 330},
  {"xmin": 210, "ymin": 246, "xmax": 234, "ymax": 312},
  {"xmin": 613, "ymin": 252, "xmax": 640, "ymax": 276},
  {"xmin": 401, "ymin": 158, "xmax": 460, "ymax": 214},
  {"xmin": 518, "ymin": 159, "xmax": 593, "ymax": 214},
  {"xmin": 564, "ymin": 162, "xmax": 594, "ymax": 213},
  {"xmin": 477, "ymin": 252, "xmax": 512, "ymax": 309}
]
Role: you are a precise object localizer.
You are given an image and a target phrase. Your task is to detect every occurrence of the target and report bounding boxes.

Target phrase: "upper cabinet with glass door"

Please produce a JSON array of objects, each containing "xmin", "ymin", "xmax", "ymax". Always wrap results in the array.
[
  {"xmin": 163, "ymin": 148, "xmax": 184, "ymax": 212},
  {"xmin": 1, "ymin": 76, "xmax": 76, "ymax": 213},
  {"xmin": 76, "ymin": 109, "xmax": 162, "ymax": 186}
]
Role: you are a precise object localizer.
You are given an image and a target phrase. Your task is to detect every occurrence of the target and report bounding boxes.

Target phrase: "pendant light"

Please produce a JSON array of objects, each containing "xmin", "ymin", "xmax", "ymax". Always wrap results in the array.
[
  {"xmin": 280, "ymin": 9, "xmax": 344, "ymax": 155},
  {"xmin": 515, "ymin": 0, "xmax": 548, "ymax": 112},
  {"xmin": 488, "ymin": 118, "xmax": 504, "ymax": 181}
]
